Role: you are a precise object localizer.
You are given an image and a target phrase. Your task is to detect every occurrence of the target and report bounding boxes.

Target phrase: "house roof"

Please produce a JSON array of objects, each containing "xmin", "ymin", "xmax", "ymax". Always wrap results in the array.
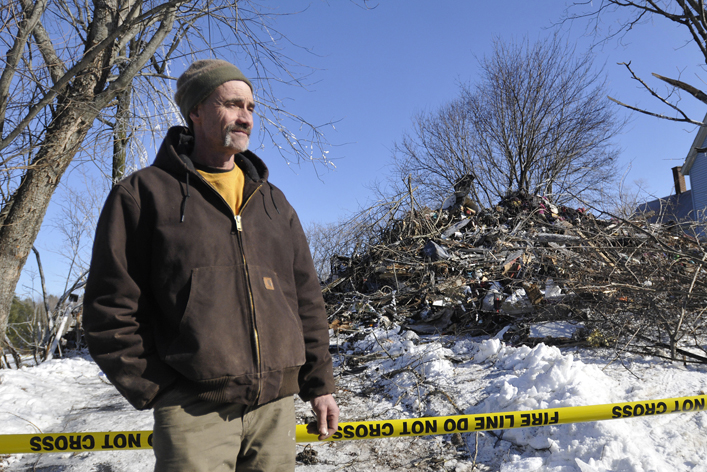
[
  {"xmin": 682, "ymin": 112, "xmax": 707, "ymax": 176},
  {"xmin": 635, "ymin": 190, "xmax": 694, "ymax": 223}
]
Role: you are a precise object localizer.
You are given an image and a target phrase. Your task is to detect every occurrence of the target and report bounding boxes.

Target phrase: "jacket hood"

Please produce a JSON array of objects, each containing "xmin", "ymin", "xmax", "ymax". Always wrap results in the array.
[{"xmin": 153, "ymin": 126, "xmax": 269, "ymax": 183}]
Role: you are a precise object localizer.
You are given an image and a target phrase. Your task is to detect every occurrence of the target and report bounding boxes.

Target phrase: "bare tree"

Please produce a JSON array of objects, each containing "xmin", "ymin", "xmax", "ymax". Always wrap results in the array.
[
  {"xmin": 603, "ymin": 164, "xmax": 654, "ymax": 219},
  {"xmin": 305, "ymin": 221, "xmax": 344, "ymax": 282},
  {"xmin": 392, "ymin": 35, "xmax": 625, "ymax": 210},
  {"xmin": 563, "ymin": 0, "xmax": 707, "ymax": 125},
  {"xmin": 393, "ymin": 100, "xmax": 481, "ymax": 209},
  {"xmin": 305, "ymin": 178, "xmax": 442, "ymax": 286},
  {"xmin": 0, "ymin": 1, "xmax": 339, "ymax": 358},
  {"xmin": 304, "ymin": 195, "xmax": 408, "ymax": 283}
]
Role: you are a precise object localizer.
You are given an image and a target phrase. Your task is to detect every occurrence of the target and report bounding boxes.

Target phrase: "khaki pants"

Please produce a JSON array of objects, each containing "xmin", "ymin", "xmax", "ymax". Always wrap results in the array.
[{"xmin": 152, "ymin": 389, "xmax": 296, "ymax": 472}]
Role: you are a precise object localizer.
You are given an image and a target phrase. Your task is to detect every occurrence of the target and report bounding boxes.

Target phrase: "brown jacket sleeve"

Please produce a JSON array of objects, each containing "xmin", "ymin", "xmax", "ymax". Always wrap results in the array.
[
  {"xmin": 289, "ymin": 210, "xmax": 335, "ymax": 400},
  {"xmin": 83, "ymin": 185, "xmax": 178, "ymax": 410}
]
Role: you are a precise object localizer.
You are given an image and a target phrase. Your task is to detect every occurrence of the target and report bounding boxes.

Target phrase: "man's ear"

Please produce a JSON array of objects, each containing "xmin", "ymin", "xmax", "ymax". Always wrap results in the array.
[{"xmin": 189, "ymin": 104, "xmax": 200, "ymax": 125}]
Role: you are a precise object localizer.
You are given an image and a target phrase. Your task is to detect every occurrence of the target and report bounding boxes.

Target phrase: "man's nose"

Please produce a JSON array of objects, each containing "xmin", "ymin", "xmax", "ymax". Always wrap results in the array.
[{"xmin": 236, "ymin": 108, "xmax": 253, "ymax": 126}]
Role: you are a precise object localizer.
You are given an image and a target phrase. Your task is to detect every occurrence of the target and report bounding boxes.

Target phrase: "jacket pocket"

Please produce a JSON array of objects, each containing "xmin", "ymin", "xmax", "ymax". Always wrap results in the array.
[
  {"xmin": 163, "ymin": 266, "xmax": 255, "ymax": 380},
  {"xmin": 247, "ymin": 264, "xmax": 307, "ymax": 372}
]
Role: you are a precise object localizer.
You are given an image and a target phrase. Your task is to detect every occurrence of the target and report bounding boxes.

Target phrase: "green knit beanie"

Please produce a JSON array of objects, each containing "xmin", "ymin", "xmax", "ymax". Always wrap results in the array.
[{"xmin": 174, "ymin": 59, "xmax": 253, "ymax": 126}]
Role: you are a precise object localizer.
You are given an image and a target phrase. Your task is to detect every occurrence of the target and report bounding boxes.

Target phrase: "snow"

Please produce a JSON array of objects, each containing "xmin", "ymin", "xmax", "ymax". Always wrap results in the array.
[{"xmin": 2, "ymin": 325, "xmax": 707, "ymax": 471}]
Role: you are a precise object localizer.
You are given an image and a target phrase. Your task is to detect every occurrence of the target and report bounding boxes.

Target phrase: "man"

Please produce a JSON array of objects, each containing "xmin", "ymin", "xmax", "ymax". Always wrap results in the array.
[{"xmin": 83, "ymin": 59, "xmax": 338, "ymax": 472}]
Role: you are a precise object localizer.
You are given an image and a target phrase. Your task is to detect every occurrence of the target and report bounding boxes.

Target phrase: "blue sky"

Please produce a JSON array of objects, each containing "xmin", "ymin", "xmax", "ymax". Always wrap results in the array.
[
  {"xmin": 19, "ymin": 0, "xmax": 707, "ymax": 296},
  {"xmin": 255, "ymin": 0, "xmax": 705, "ymax": 226}
]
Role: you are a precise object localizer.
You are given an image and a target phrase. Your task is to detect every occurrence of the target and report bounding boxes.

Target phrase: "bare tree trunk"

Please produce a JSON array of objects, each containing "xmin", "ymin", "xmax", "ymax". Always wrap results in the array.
[
  {"xmin": 113, "ymin": 89, "xmax": 131, "ymax": 183},
  {"xmin": 3, "ymin": 334, "xmax": 22, "ymax": 368},
  {"xmin": 0, "ymin": 0, "xmax": 179, "ymax": 353},
  {"xmin": 0, "ymin": 105, "xmax": 94, "ymax": 350},
  {"xmin": 112, "ymin": 44, "xmax": 133, "ymax": 185},
  {"xmin": 0, "ymin": 0, "xmax": 114, "ymax": 353}
]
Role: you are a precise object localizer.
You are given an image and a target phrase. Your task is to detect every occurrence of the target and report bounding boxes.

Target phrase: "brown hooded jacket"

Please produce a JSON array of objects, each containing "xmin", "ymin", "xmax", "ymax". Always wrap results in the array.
[{"xmin": 83, "ymin": 127, "xmax": 334, "ymax": 410}]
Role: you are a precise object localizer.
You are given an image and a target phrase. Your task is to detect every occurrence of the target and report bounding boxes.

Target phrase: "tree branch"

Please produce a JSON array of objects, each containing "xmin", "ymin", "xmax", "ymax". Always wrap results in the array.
[
  {"xmin": 608, "ymin": 61, "xmax": 704, "ymax": 125},
  {"xmin": 652, "ymin": 72, "xmax": 707, "ymax": 104},
  {"xmin": 0, "ymin": 0, "xmax": 183, "ymax": 154},
  {"xmin": 0, "ymin": 0, "xmax": 49, "ymax": 133},
  {"xmin": 607, "ymin": 96, "xmax": 704, "ymax": 125},
  {"xmin": 30, "ymin": 246, "xmax": 51, "ymax": 323},
  {"xmin": 18, "ymin": 0, "xmax": 65, "ymax": 85}
]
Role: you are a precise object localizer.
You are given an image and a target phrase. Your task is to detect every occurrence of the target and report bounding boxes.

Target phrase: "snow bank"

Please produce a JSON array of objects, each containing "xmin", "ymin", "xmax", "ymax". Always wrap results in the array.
[{"xmin": 2, "ymin": 331, "xmax": 707, "ymax": 471}]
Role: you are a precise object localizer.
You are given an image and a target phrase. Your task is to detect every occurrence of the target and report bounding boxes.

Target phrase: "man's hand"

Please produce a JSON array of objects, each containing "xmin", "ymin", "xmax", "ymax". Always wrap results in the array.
[{"xmin": 309, "ymin": 394, "xmax": 339, "ymax": 440}]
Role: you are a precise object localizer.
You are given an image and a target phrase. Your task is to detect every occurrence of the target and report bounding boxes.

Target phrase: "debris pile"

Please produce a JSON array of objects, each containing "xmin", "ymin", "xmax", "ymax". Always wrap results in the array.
[{"xmin": 323, "ymin": 192, "xmax": 707, "ymax": 361}]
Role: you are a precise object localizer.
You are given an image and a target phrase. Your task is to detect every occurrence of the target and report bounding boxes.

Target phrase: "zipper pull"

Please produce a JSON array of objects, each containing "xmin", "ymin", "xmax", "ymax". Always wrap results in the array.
[{"xmin": 235, "ymin": 215, "xmax": 243, "ymax": 232}]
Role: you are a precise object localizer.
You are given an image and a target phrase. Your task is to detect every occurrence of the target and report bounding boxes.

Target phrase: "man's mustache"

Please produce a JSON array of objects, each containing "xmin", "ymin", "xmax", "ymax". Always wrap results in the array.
[{"xmin": 225, "ymin": 123, "xmax": 250, "ymax": 135}]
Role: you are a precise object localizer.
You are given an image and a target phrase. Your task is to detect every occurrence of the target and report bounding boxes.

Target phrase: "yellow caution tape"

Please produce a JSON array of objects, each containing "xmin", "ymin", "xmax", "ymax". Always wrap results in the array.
[
  {"xmin": 1, "ymin": 395, "xmax": 705, "ymax": 454},
  {"xmin": 0, "ymin": 431, "xmax": 154, "ymax": 454},
  {"xmin": 298, "ymin": 394, "xmax": 707, "ymax": 443}
]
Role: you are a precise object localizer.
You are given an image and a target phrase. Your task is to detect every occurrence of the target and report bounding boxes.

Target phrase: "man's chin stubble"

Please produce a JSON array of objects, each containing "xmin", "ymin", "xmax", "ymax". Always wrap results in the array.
[{"xmin": 224, "ymin": 135, "xmax": 249, "ymax": 153}]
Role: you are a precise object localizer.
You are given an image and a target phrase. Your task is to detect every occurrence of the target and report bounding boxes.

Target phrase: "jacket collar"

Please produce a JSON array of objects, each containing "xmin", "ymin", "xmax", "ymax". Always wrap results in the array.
[{"xmin": 153, "ymin": 126, "xmax": 269, "ymax": 183}]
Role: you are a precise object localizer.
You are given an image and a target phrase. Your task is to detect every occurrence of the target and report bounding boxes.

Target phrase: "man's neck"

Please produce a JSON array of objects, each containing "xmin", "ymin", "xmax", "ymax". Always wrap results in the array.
[{"xmin": 189, "ymin": 145, "xmax": 235, "ymax": 170}]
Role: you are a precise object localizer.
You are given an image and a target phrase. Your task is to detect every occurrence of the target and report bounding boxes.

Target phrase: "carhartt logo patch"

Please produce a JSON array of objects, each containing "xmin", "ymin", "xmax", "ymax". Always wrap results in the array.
[{"xmin": 263, "ymin": 277, "xmax": 275, "ymax": 290}]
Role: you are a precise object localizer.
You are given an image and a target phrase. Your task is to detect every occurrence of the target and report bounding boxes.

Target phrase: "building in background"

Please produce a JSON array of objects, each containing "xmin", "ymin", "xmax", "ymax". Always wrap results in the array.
[
  {"xmin": 637, "ymin": 166, "xmax": 693, "ymax": 225},
  {"xmin": 636, "ymin": 115, "xmax": 707, "ymax": 237}
]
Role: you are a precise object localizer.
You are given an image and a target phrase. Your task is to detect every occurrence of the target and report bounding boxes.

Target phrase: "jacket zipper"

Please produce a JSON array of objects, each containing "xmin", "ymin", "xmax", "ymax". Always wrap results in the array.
[
  {"xmin": 234, "ymin": 209, "xmax": 263, "ymax": 404},
  {"xmin": 192, "ymin": 170, "xmax": 264, "ymax": 403}
]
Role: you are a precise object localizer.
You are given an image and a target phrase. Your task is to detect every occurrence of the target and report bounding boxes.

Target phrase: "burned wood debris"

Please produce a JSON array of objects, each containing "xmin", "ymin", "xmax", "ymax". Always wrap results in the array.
[{"xmin": 323, "ymin": 192, "xmax": 707, "ymax": 363}]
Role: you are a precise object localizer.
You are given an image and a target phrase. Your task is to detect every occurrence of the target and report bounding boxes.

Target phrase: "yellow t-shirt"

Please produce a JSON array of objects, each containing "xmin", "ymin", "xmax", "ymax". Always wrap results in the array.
[{"xmin": 196, "ymin": 164, "xmax": 245, "ymax": 215}]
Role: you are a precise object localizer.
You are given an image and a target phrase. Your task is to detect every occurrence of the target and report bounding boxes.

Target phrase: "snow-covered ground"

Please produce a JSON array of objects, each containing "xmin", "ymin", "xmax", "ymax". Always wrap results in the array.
[{"xmin": 2, "ymin": 324, "xmax": 706, "ymax": 471}]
